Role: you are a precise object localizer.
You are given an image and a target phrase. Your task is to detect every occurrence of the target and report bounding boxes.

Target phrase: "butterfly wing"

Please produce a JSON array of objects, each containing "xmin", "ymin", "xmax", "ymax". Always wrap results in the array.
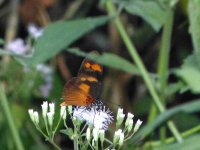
[
  {"xmin": 61, "ymin": 77, "xmax": 94, "ymax": 106},
  {"xmin": 77, "ymin": 57, "xmax": 103, "ymax": 100}
]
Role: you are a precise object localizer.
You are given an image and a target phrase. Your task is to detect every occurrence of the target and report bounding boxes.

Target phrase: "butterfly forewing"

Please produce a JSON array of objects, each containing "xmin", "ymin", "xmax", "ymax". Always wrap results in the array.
[{"xmin": 60, "ymin": 55, "xmax": 103, "ymax": 106}]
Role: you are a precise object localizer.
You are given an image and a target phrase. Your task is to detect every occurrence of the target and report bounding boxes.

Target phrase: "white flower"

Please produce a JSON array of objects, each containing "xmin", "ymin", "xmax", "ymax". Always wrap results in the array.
[
  {"xmin": 28, "ymin": 109, "xmax": 34, "ymax": 122},
  {"xmin": 47, "ymin": 111, "xmax": 54, "ymax": 127},
  {"xmin": 68, "ymin": 105, "xmax": 73, "ymax": 114},
  {"xmin": 127, "ymin": 119, "xmax": 133, "ymax": 133},
  {"xmin": 99, "ymin": 129, "xmax": 105, "ymax": 143},
  {"xmin": 134, "ymin": 119, "xmax": 142, "ymax": 133},
  {"xmin": 92, "ymin": 128, "xmax": 99, "ymax": 142},
  {"xmin": 27, "ymin": 23, "xmax": 43, "ymax": 39},
  {"xmin": 119, "ymin": 132, "xmax": 124, "ymax": 147},
  {"xmin": 60, "ymin": 106, "xmax": 67, "ymax": 120},
  {"xmin": 113, "ymin": 129, "xmax": 122, "ymax": 144},
  {"xmin": 125, "ymin": 112, "xmax": 134, "ymax": 127},
  {"xmin": 127, "ymin": 113, "xmax": 134, "ymax": 120},
  {"xmin": 49, "ymin": 103, "xmax": 55, "ymax": 115},
  {"xmin": 41, "ymin": 101, "xmax": 48, "ymax": 118},
  {"xmin": 116, "ymin": 108, "xmax": 125, "ymax": 127},
  {"xmin": 73, "ymin": 100, "xmax": 113, "ymax": 130},
  {"xmin": 33, "ymin": 111, "xmax": 39, "ymax": 125},
  {"xmin": 6, "ymin": 38, "xmax": 30, "ymax": 55},
  {"xmin": 86, "ymin": 127, "xmax": 91, "ymax": 141}
]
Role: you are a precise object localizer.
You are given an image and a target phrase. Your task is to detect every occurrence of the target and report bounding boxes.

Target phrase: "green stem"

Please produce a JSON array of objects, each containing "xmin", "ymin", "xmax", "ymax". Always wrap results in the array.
[
  {"xmin": 158, "ymin": 7, "xmax": 174, "ymax": 143},
  {"xmin": 158, "ymin": 9, "xmax": 174, "ymax": 91},
  {"xmin": 35, "ymin": 125, "xmax": 61, "ymax": 150},
  {"xmin": 144, "ymin": 124, "xmax": 200, "ymax": 147},
  {"xmin": 105, "ymin": 0, "xmax": 183, "ymax": 143},
  {"xmin": 74, "ymin": 136, "xmax": 79, "ymax": 150},
  {"xmin": 0, "ymin": 84, "xmax": 24, "ymax": 150}
]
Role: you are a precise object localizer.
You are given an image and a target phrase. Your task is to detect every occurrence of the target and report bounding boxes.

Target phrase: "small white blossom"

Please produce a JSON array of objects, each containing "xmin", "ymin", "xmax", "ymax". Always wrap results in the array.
[
  {"xmin": 49, "ymin": 103, "xmax": 55, "ymax": 115},
  {"xmin": 73, "ymin": 101, "xmax": 113, "ymax": 130},
  {"xmin": 134, "ymin": 119, "xmax": 142, "ymax": 133},
  {"xmin": 92, "ymin": 128, "xmax": 99, "ymax": 142},
  {"xmin": 28, "ymin": 109, "xmax": 34, "ymax": 122},
  {"xmin": 99, "ymin": 129, "xmax": 105, "ymax": 143},
  {"xmin": 60, "ymin": 106, "xmax": 67, "ymax": 120},
  {"xmin": 92, "ymin": 139, "xmax": 95, "ymax": 147},
  {"xmin": 119, "ymin": 132, "xmax": 124, "ymax": 147},
  {"xmin": 116, "ymin": 108, "xmax": 125, "ymax": 127},
  {"xmin": 127, "ymin": 119, "xmax": 133, "ymax": 133},
  {"xmin": 68, "ymin": 106, "xmax": 73, "ymax": 114},
  {"xmin": 113, "ymin": 129, "xmax": 122, "ymax": 144},
  {"xmin": 6, "ymin": 38, "xmax": 30, "ymax": 55},
  {"xmin": 47, "ymin": 111, "xmax": 54, "ymax": 127},
  {"xmin": 125, "ymin": 112, "xmax": 134, "ymax": 127},
  {"xmin": 33, "ymin": 111, "xmax": 39, "ymax": 125},
  {"xmin": 27, "ymin": 23, "xmax": 43, "ymax": 39},
  {"xmin": 41, "ymin": 101, "xmax": 48, "ymax": 118},
  {"xmin": 86, "ymin": 127, "xmax": 91, "ymax": 141}
]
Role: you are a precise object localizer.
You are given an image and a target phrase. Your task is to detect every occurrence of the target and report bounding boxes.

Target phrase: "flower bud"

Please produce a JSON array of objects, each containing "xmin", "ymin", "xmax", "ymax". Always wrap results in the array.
[
  {"xmin": 127, "ymin": 119, "xmax": 133, "ymax": 133},
  {"xmin": 99, "ymin": 129, "xmax": 105, "ymax": 143},
  {"xmin": 86, "ymin": 127, "xmax": 91, "ymax": 141},
  {"xmin": 49, "ymin": 103, "xmax": 55, "ymax": 115},
  {"xmin": 113, "ymin": 129, "xmax": 122, "ymax": 144},
  {"xmin": 125, "ymin": 113, "xmax": 134, "ymax": 127},
  {"xmin": 134, "ymin": 119, "xmax": 142, "ymax": 133},
  {"xmin": 119, "ymin": 132, "xmax": 124, "ymax": 147},
  {"xmin": 33, "ymin": 111, "xmax": 39, "ymax": 125},
  {"xmin": 92, "ymin": 128, "xmax": 99, "ymax": 142},
  {"xmin": 28, "ymin": 109, "xmax": 34, "ymax": 122},
  {"xmin": 41, "ymin": 101, "xmax": 48, "ymax": 118},
  {"xmin": 47, "ymin": 111, "xmax": 54, "ymax": 127},
  {"xmin": 60, "ymin": 106, "xmax": 67, "ymax": 120},
  {"xmin": 116, "ymin": 108, "xmax": 125, "ymax": 127}
]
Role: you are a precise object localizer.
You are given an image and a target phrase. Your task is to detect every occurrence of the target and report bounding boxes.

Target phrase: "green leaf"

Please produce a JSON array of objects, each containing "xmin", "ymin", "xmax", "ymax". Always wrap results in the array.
[
  {"xmin": 188, "ymin": 0, "xmax": 200, "ymax": 53},
  {"xmin": 175, "ymin": 54, "xmax": 200, "ymax": 93},
  {"xmin": 124, "ymin": 0, "xmax": 166, "ymax": 31},
  {"xmin": 152, "ymin": 134, "xmax": 200, "ymax": 150},
  {"xmin": 24, "ymin": 16, "xmax": 110, "ymax": 66},
  {"xmin": 60, "ymin": 128, "xmax": 74, "ymax": 139},
  {"xmin": 0, "ymin": 49, "xmax": 14, "ymax": 55},
  {"xmin": 133, "ymin": 99, "xmax": 200, "ymax": 141},
  {"xmin": 67, "ymin": 48, "xmax": 139, "ymax": 74}
]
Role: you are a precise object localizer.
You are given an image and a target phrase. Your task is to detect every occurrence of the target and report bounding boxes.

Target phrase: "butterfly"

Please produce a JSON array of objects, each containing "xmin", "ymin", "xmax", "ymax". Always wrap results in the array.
[{"xmin": 60, "ymin": 56, "xmax": 103, "ymax": 106}]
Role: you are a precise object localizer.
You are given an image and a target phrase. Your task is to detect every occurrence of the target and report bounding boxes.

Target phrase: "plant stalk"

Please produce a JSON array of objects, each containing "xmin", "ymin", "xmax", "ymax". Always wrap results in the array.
[
  {"xmin": 105, "ymin": 0, "xmax": 182, "ymax": 143},
  {"xmin": 0, "ymin": 84, "xmax": 24, "ymax": 150}
]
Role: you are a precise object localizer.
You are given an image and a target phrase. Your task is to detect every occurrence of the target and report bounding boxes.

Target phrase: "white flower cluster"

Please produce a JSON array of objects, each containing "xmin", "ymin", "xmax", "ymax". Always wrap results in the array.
[
  {"xmin": 85, "ymin": 108, "xmax": 142, "ymax": 149},
  {"xmin": 28, "ymin": 101, "xmax": 142, "ymax": 149},
  {"xmin": 29, "ymin": 101, "xmax": 58, "ymax": 128},
  {"xmin": 73, "ymin": 100, "xmax": 114, "ymax": 130}
]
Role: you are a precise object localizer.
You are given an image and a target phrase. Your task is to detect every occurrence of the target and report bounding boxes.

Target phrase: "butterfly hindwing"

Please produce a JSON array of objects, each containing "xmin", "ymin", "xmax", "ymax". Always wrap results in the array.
[{"xmin": 61, "ymin": 77, "xmax": 94, "ymax": 106}]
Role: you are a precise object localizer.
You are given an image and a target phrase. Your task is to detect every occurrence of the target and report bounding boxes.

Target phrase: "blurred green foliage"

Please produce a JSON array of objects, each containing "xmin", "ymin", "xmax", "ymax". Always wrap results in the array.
[{"xmin": 1, "ymin": 0, "xmax": 200, "ymax": 149}]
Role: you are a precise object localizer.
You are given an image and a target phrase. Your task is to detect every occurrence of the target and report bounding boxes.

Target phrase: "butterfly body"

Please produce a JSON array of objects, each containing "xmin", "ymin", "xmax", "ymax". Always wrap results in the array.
[{"xmin": 61, "ymin": 56, "xmax": 103, "ymax": 106}]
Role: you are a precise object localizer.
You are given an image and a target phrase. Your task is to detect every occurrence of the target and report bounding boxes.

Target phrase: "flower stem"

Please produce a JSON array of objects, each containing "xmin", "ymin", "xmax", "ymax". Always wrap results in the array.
[
  {"xmin": 105, "ymin": 0, "xmax": 183, "ymax": 143},
  {"xmin": 144, "ymin": 124, "xmax": 200, "ymax": 147},
  {"xmin": 36, "ymin": 126, "xmax": 61, "ymax": 150},
  {"xmin": 74, "ymin": 136, "xmax": 79, "ymax": 150},
  {"xmin": 158, "ymin": 7, "xmax": 174, "ymax": 143},
  {"xmin": 0, "ymin": 83, "xmax": 24, "ymax": 150}
]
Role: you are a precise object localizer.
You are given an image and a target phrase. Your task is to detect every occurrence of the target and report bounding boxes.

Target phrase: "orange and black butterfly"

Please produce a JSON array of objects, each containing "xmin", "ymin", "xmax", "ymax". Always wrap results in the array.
[{"xmin": 60, "ymin": 55, "xmax": 103, "ymax": 106}]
